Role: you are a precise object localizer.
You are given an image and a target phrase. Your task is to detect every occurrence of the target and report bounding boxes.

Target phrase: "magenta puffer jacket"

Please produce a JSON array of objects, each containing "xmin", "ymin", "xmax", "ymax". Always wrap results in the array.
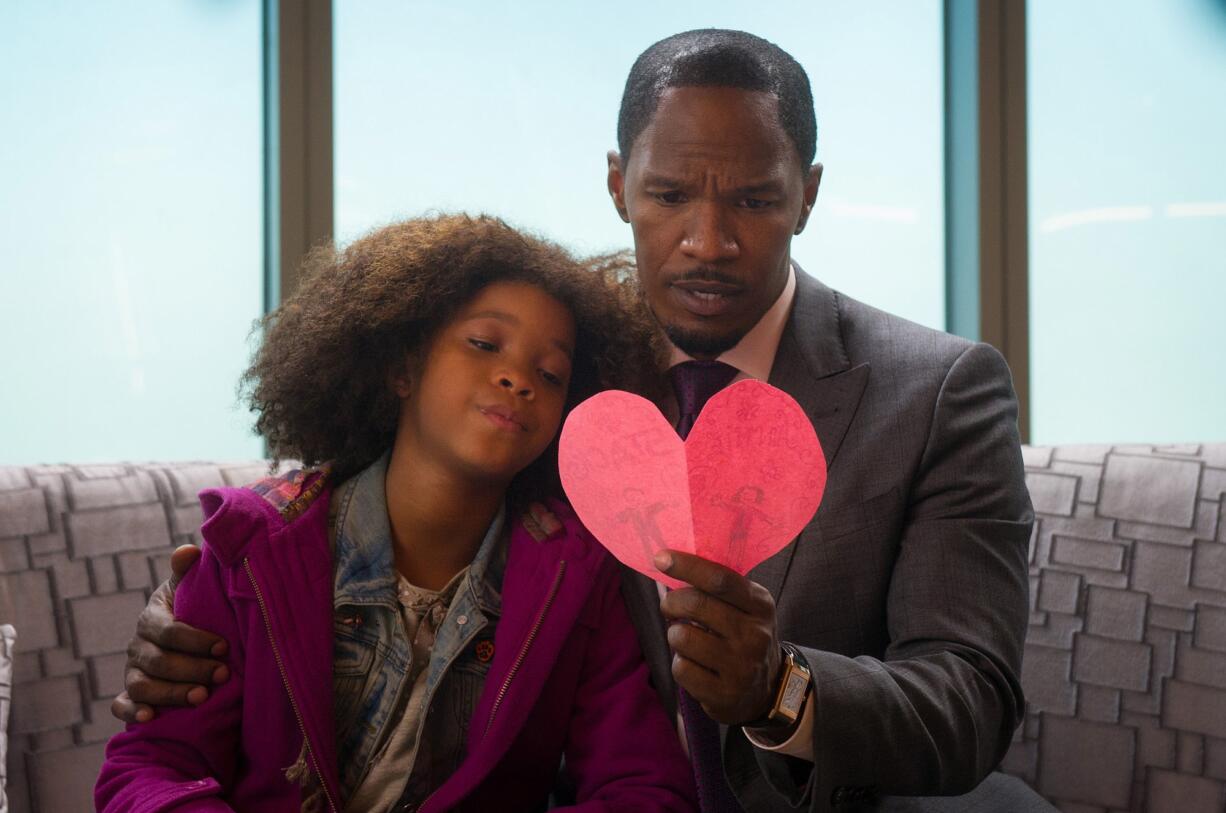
[{"xmin": 95, "ymin": 476, "xmax": 697, "ymax": 812}]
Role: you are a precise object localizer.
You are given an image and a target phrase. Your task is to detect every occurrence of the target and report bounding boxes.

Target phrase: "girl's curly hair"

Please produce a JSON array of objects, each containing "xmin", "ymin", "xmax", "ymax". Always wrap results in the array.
[{"xmin": 242, "ymin": 213, "xmax": 665, "ymax": 500}]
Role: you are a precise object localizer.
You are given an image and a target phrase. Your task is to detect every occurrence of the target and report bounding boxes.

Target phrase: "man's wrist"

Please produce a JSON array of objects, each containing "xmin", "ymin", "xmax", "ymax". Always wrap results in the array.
[{"xmin": 743, "ymin": 642, "xmax": 812, "ymax": 731}]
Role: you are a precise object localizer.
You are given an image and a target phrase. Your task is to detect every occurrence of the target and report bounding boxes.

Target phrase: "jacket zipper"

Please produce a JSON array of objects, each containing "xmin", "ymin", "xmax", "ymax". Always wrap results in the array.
[
  {"xmin": 484, "ymin": 559, "xmax": 567, "ymax": 736},
  {"xmin": 415, "ymin": 560, "xmax": 567, "ymax": 813},
  {"xmin": 244, "ymin": 558, "xmax": 339, "ymax": 813}
]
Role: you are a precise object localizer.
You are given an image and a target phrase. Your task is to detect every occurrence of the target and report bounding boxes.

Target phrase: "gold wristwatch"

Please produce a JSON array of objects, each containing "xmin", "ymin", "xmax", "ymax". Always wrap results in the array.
[{"xmin": 761, "ymin": 642, "xmax": 812, "ymax": 727}]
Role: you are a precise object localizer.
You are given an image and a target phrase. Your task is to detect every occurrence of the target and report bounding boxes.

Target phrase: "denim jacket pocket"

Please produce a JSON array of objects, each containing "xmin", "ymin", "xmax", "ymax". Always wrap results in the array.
[
  {"xmin": 451, "ymin": 638, "xmax": 495, "ymax": 719},
  {"xmin": 333, "ymin": 617, "xmax": 378, "ymax": 732},
  {"xmin": 429, "ymin": 642, "xmax": 490, "ymax": 755}
]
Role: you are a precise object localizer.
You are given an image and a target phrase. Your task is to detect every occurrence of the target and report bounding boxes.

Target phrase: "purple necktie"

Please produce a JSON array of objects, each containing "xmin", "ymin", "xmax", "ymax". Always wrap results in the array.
[
  {"xmin": 670, "ymin": 361, "xmax": 740, "ymax": 441},
  {"xmin": 669, "ymin": 360, "xmax": 743, "ymax": 812}
]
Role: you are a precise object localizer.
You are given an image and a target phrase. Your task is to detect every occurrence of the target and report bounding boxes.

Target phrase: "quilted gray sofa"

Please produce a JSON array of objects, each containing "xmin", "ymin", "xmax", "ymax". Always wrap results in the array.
[{"xmin": 1, "ymin": 445, "xmax": 1225, "ymax": 812}]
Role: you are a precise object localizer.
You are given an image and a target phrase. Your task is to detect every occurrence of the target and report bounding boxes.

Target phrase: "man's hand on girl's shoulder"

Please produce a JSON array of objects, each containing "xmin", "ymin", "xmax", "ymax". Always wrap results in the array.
[
  {"xmin": 114, "ymin": 504, "xmax": 562, "ymax": 724},
  {"xmin": 110, "ymin": 545, "xmax": 231, "ymax": 723}
]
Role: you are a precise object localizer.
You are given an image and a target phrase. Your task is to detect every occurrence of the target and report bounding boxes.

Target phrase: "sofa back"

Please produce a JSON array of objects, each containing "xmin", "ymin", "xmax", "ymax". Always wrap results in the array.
[
  {"xmin": 1, "ymin": 446, "xmax": 1225, "ymax": 811},
  {"xmin": 0, "ymin": 462, "xmax": 275, "ymax": 812},
  {"xmin": 1001, "ymin": 444, "xmax": 1226, "ymax": 811}
]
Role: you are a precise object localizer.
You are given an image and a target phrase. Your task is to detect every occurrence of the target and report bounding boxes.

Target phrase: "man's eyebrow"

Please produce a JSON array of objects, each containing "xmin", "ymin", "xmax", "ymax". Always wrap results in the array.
[
  {"xmin": 639, "ymin": 172, "xmax": 685, "ymax": 187},
  {"xmin": 639, "ymin": 174, "xmax": 785, "ymax": 195},
  {"xmin": 734, "ymin": 180, "xmax": 787, "ymax": 196}
]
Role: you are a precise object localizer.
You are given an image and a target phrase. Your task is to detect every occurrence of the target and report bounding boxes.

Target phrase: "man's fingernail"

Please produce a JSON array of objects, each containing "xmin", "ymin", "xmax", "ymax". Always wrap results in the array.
[
  {"xmin": 187, "ymin": 686, "xmax": 208, "ymax": 705},
  {"xmin": 135, "ymin": 708, "xmax": 152, "ymax": 723},
  {"xmin": 653, "ymin": 551, "xmax": 673, "ymax": 571},
  {"xmin": 213, "ymin": 665, "xmax": 230, "ymax": 683},
  {"xmin": 211, "ymin": 641, "xmax": 227, "ymax": 657}
]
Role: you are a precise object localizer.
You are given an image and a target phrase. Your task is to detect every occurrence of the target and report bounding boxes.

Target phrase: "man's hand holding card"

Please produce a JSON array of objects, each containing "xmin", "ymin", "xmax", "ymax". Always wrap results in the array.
[{"xmin": 559, "ymin": 380, "xmax": 826, "ymax": 724}]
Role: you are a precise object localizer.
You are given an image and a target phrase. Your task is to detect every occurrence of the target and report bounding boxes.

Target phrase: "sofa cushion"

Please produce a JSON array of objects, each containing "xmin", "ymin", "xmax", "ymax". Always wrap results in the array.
[{"xmin": 1003, "ymin": 444, "xmax": 1226, "ymax": 812}]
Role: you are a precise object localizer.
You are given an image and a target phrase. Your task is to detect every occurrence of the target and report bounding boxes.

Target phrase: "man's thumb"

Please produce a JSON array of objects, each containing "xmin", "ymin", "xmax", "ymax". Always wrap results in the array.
[{"xmin": 168, "ymin": 544, "xmax": 202, "ymax": 588}]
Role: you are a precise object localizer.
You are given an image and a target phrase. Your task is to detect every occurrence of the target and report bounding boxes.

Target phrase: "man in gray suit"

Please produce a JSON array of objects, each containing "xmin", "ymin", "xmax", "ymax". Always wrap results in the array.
[{"xmin": 115, "ymin": 29, "xmax": 1049, "ymax": 812}]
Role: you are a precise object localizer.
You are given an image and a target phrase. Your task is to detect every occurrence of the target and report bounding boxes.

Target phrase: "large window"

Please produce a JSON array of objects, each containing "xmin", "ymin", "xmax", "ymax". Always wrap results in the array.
[
  {"xmin": 334, "ymin": 1, "xmax": 946, "ymax": 330},
  {"xmin": 1027, "ymin": 0, "xmax": 1226, "ymax": 444},
  {"xmin": 7, "ymin": 3, "xmax": 1219, "ymax": 463},
  {"xmin": 0, "ymin": 2, "xmax": 264, "ymax": 464}
]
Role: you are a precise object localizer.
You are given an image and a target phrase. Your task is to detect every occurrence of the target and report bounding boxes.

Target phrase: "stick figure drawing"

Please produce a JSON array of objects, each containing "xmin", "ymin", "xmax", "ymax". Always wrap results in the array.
[
  {"xmin": 615, "ymin": 487, "xmax": 673, "ymax": 560},
  {"xmin": 712, "ymin": 485, "xmax": 774, "ymax": 571}
]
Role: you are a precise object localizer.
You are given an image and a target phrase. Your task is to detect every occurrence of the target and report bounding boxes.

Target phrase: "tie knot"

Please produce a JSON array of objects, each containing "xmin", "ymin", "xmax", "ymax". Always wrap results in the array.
[{"xmin": 669, "ymin": 361, "xmax": 739, "ymax": 438}]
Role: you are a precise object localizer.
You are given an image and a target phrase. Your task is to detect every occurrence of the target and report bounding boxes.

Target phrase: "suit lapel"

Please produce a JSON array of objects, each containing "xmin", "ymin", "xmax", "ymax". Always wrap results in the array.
[{"xmin": 752, "ymin": 267, "xmax": 870, "ymax": 600}]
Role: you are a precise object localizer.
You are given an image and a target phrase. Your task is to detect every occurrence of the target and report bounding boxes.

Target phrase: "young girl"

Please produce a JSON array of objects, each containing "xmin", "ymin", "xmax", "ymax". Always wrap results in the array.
[{"xmin": 96, "ymin": 215, "xmax": 695, "ymax": 812}]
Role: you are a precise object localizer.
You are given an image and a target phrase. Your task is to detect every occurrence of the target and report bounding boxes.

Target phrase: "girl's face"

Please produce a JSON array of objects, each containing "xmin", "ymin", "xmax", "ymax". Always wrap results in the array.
[{"xmin": 395, "ymin": 281, "xmax": 577, "ymax": 484}]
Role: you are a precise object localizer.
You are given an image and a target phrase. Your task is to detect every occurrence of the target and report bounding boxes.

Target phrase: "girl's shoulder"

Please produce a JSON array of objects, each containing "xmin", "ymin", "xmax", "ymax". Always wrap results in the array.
[
  {"xmin": 513, "ymin": 497, "xmax": 617, "ymax": 579},
  {"xmin": 244, "ymin": 464, "xmax": 332, "ymax": 522},
  {"xmin": 197, "ymin": 465, "xmax": 332, "ymax": 566}
]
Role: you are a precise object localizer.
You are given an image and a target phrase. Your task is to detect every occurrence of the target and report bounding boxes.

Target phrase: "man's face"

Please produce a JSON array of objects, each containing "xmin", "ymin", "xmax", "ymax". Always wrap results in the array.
[{"xmin": 608, "ymin": 86, "xmax": 821, "ymax": 358}]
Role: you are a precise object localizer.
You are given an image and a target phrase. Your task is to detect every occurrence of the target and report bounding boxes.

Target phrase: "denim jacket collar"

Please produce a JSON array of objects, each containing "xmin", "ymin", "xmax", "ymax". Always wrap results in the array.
[{"xmin": 333, "ymin": 451, "xmax": 505, "ymax": 616}]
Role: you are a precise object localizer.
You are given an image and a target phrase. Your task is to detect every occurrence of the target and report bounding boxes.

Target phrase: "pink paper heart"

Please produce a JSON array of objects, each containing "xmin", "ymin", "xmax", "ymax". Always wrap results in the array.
[{"xmin": 558, "ymin": 379, "xmax": 826, "ymax": 588}]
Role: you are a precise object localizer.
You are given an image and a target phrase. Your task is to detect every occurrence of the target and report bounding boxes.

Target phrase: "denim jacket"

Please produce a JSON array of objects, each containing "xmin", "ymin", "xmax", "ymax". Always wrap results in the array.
[{"xmin": 330, "ymin": 454, "xmax": 506, "ymax": 804}]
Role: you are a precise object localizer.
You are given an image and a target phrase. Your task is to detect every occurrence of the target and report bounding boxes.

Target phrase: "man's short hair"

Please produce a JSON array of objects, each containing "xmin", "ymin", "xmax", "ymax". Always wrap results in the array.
[{"xmin": 617, "ymin": 29, "xmax": 817, "ymax": 169}]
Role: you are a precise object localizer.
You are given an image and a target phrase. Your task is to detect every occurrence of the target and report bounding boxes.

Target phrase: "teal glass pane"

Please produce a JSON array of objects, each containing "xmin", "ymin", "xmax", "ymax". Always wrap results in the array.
[
  {"xmin": 0, "ymin": 2, "xmax": 264, "ymax": 464},
  {"xmin": 335, "ymin": 1, "xmax": 945, "ymax": 330},
  {"xmin": 1029, "ymin": 0, "xmax": 1226, "ymax": 444}
]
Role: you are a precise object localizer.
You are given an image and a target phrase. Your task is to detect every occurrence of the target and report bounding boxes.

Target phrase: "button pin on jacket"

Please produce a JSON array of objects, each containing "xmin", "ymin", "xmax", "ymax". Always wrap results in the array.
[{"xmin": 475, "ymin": 640, "xmax": 495, "ymax": 663}]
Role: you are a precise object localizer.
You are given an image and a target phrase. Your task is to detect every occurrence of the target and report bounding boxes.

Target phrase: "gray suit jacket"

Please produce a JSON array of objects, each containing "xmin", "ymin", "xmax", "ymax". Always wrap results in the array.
[{"xmin": 620, "ymin": 268, "xmax": 1033, "ymax": 811}]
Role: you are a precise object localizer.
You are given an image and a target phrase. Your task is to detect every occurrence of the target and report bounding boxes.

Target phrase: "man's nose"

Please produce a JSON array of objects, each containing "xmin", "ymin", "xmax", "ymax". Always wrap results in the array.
[{"xmin": 681, "ymin": 203, "xmax": 739, "ymax": 262}]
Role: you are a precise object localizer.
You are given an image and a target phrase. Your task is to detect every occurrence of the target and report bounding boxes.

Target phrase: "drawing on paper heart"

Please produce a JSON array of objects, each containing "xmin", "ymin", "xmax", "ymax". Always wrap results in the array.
[{"xmin": 558, "ymin": 379, "xmax": 826, "ymax": 588}]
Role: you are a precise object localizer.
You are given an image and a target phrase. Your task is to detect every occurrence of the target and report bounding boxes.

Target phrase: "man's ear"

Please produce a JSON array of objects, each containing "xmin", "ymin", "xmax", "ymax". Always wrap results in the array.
[
  {"xmin": 607, "ymin": 151, "xmax": 630, "ymax": 224},
  {"xmin": 794, "ymin": 162, "xmax": 823, "ymax": 235}
]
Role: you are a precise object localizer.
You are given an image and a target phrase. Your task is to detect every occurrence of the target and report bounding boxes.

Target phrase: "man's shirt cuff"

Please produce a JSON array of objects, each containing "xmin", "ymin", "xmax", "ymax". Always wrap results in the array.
[{"xmin": 742, "ymin": 692, "xmax": 815, "ymax": 761}]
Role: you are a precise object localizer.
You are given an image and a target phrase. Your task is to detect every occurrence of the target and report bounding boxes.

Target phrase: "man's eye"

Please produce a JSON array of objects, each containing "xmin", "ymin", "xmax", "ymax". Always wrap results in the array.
[
  {"xmin": 654, "ymin": 191, "xmax": 686, "ymax": 205},
  {"xmin": 742, "ymin": 198, "xmax": 773, "ymax": 210},
  {"xmin": 469, "ymin": 338, "xmax": 497, "ymax": 351}
]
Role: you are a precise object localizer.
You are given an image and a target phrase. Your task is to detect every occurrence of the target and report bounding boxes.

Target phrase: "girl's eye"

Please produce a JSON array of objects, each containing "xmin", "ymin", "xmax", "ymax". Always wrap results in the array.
[
  {"xmin": 540, "ymin": 370, "xmax": 564, "ymax": 387},
  {"xmin": 469, "ymin": 338, "xmax": 497, "ymax": 352}
]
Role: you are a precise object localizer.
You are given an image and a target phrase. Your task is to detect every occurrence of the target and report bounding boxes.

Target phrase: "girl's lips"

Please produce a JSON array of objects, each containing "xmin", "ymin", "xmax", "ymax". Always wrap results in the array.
[{"xmin": 480, "ymin": 406, "xmax": 526, "ymax": 432}]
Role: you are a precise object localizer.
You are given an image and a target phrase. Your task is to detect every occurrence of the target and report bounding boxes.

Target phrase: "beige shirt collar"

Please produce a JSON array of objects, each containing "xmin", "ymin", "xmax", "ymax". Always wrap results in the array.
[{"xmin": 665, "ymin": 263, "xmax": 797, "ymax": 382}]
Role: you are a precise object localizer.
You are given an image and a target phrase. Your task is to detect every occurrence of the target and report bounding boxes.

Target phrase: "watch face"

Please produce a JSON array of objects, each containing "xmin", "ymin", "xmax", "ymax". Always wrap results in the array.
[{"xmin": 780, "ymin": 671, "xmax": 809, "ymax": 714}]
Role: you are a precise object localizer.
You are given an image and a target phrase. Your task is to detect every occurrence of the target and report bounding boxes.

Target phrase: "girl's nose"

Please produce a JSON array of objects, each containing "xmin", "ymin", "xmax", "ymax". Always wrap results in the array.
[{"xmin": 498, "ymin": 375, "xmax": 533, "ymax": 399}]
